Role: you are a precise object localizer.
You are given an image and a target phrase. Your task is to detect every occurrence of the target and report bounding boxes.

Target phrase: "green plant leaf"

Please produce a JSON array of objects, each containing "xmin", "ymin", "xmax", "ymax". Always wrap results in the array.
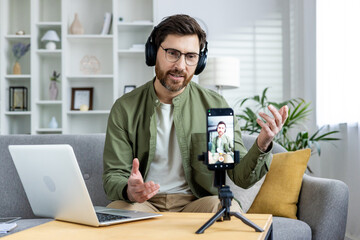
[
  {"xmin": 260, "ymin": 88, "xmax": 269, "ymax": 106},
  {"xmin": 239, "ymin": 98, "xmax": 250, "ymax": 107},
  {"xmin": 236, "ymin": 87, "xmax": 341, "ymax": 159}
]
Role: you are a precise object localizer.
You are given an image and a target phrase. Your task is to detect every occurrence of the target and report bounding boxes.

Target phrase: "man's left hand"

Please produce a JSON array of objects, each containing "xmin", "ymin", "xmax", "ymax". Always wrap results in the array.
[{"xmin": 256, "ymin": 105, "xmax": 289, "ymax": 152}]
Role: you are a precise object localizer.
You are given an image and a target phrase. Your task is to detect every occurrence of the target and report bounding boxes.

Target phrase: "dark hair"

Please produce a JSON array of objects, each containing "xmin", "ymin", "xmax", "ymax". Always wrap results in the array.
[
  {"xmin": 217, "ymin": 121, "xmax": 226, "ymax": 128},
  {"xmin": 152, "ymin": 14, "xmax": 207, "ymax": 53}
]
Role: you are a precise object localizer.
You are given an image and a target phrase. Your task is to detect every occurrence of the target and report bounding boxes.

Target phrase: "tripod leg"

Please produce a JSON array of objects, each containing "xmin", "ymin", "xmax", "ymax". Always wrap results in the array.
[
  {"xmin": 231, "ymin": 212, "xmax": 264, "ymax": 232},
  {"xmin": 196, "ymin": 208, "xmax": 226, "ymax": 234}
]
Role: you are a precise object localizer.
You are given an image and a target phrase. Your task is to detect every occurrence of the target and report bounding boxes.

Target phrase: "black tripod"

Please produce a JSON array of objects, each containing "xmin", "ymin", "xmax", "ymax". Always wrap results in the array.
[{"xmin": 195, "ymin": 169, "xmax": 264, "ymax": 234}]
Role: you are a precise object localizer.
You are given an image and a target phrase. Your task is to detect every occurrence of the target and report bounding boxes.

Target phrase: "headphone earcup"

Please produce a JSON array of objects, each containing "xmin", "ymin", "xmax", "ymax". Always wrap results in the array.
[
  {"xmin": 194, "ymin": 42, "xmax": 208, "ymax": 75},
  {"xmin": 194, "ymin": 53, "xmax": 207, "ymax": 75},
  {"xmin": 145, "ymin": 36, "xmax": 157, "ymax": 66}
]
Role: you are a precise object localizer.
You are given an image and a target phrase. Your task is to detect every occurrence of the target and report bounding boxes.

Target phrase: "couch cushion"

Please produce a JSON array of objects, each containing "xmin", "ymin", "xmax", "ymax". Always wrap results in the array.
[
  {"xmin": 228, "ymin": 134, "xmax": 287, "ymax": 212},
  {"xmin": 248, "ymin": 149, "xmax": 311, "ymax": 219},
  {"xmin": 273, "ymin": 217, "xmax": 312, "ymax": 240},
  {"xmin": 226, "ymin": 174, "xmax": 265, "ymax": 212}
]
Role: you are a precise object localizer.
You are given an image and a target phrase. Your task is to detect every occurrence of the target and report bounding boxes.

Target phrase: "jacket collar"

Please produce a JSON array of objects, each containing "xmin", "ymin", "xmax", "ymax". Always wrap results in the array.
[
  {"xmin": 150, "ymin": 77, "xmax": 191, "ymax": 107},
  {"xmin": 150, "ymin": 78, "xmax": 162, "ymax": 107}
]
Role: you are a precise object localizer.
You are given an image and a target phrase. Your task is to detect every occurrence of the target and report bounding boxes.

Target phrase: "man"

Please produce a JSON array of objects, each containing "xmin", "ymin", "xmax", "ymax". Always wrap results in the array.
[
  {"xmin": 211, "ymin": 121, "xmax": 234, "ymax": 154},
  {"xmin": 103, "ymin": 14, "xmax": 288, "ymax": 213}
]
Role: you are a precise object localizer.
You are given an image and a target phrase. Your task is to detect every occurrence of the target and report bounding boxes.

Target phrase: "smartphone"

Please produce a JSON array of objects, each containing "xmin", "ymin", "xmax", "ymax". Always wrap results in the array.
[
  {"xmin": 0, "ymin": 217, "xmax": 21, "ymax": 224},
  {"xmin": 206, "ymin": 108, "xmax": 235, "ymax": 170}
]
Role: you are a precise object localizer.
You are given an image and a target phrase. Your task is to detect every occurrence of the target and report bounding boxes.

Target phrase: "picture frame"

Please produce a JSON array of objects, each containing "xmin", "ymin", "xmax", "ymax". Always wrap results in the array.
[
  {"xmin": 124, "ymin": 85, "xmax": 136, "ymax": 94},
  {"xmin": 9, "ymin": 86, "xmax": 28, "ymax": 111},
  {"xmin": 71, "ymin": 87, "xmax": 93, "ymax": 110}
]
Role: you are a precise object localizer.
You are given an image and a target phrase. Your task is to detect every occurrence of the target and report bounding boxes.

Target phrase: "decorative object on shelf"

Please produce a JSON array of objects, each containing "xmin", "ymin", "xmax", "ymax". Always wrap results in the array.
[
  {"xmin": 199, "ymin": 57, "xmax": 240, "ymax": 95},
  {"xmin": 9, "ymin": 86, "xmax": 28, "ymax": 111},
  {"xmin": 13, "ymin": 62, "xmax": 21, "ymax": 75},
  {"xmin": 15, "ymin": 30, "xmax": 25, "ymax": 35},
  {"xmin": 48, "ymin": 116, "xmax": 59, "ymax": 129},
  {"xmin": 41, "ymin": 30, "xmax": 60, "ymax": 50},
  {"xmin": 49, "ymin": 71, "xmax": 61, "ymax": 100},
  {"xmin": 100, "ymin": 12, "xmax": 112, "ymax": 35},
  {"xmin": 124, "ymin": 85, "xmax": 136, "ymax": 94},
  {"xmin": 70, "ymin": 13, "xmax": 84, "ymax": 34},
  {"xmin": 80, "ymin": 55, "xmax": 101, "ymax": 74},
  {"xmin": 79, "ymin": 104, "xmax": 89, "ymax": 111},
  {"xmin": 12, "ymin": 42, "xmax": 30, "ymax": 75},
  {"xmin": 71, "ymin": 88, "xmax": 93, "ymax": 110}
]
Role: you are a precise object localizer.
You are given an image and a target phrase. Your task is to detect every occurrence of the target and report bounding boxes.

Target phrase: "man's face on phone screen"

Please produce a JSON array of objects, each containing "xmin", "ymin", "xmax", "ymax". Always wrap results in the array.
[{"xmin": 217, "ymin": 124, "xmax": 226, "ymax": 137}]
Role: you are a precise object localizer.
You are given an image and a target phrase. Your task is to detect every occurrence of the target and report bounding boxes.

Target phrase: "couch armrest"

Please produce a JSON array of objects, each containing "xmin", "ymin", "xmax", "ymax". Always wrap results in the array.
[{"xmin": 298, "ymin": 174, "xmax": 349, "ymax": 240}]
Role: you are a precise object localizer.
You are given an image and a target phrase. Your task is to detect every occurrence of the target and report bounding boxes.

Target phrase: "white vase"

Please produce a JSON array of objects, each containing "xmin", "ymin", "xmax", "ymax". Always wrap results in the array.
[
  {"xmin": 70, "ymin": 13, "xmax": 84, "ymax": 34},
  {"xmin": 49, "ymin": 81, "xmax": 58, "ymax": 100},
  {"xmin": 49, "ymin": 116, "xmax": 58, "ymax": 129}
]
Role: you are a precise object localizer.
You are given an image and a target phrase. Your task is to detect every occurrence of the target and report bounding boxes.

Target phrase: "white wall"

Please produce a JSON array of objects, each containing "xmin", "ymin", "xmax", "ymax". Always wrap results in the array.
[
  {"xmin": 289, "ymin": 0, "xmax": 320, "ymax": 174},
  {"xmin": 155, "ymin": 0, "xmax": 282, "ymax": 38}
]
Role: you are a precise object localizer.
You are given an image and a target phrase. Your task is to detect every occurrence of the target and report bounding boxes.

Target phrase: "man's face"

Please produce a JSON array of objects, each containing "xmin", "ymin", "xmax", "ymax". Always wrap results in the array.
[
  {"xmin": 155, "ymin": 34, "xmax": 199, "ymax": 92},
  {"xmin": 217, "ymin": 124, "xmax": 226, "ymax": 137}
]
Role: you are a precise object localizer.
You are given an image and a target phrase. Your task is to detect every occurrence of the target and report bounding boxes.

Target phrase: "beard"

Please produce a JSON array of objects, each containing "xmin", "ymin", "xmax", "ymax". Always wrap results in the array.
[{"xmin": 155, "ymin": 65, "xmax": 194, "ymax": 92}]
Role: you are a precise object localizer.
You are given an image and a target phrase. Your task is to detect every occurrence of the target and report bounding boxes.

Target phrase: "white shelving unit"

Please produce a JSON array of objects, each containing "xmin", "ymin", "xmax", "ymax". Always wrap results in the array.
[{"xmin": 0, "ymin": 0, "xmax": 155, "ymax": 134}]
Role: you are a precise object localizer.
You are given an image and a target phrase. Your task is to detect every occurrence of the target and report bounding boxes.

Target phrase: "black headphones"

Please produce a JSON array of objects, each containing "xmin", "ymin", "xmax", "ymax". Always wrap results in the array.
[{"xmin": 145, "ymin": 26, "xmax": 208, "ymax": 75}]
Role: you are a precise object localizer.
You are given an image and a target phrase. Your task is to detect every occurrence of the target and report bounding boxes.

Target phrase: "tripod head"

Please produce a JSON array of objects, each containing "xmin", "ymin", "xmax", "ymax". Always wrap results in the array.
[{"xmin": 198, "ymin": 151, "xmax": 240, "ymax": 187}]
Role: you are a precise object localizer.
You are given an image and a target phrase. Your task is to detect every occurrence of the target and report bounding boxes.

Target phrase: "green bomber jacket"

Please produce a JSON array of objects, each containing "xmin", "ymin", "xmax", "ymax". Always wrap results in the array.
[{"xmin": 102, "ymin": 79, "xmax": 272, "ymax": 201}]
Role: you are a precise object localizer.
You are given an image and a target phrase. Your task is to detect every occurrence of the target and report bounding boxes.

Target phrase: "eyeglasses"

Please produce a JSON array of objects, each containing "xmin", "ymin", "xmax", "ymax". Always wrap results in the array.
[{"xmin": 160, "ymin": 45, "xmax": 200, "ymax": 66}]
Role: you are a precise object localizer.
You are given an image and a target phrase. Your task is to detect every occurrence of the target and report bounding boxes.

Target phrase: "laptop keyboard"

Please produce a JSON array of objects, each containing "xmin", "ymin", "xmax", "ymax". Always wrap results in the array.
[{"xmin": 96, "ymin": 212, "xmax": 130, "ymax": 222}]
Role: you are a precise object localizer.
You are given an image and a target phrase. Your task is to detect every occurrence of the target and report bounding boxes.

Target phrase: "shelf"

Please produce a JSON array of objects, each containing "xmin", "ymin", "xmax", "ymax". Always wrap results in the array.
[
  {"xmin": 117, "ymin": 21, "xmax": 153, "ymax": 27},
  {"xmin": 117, "ymin": 24, "xmax": 153, "ymax": 32},
  {"xmin": 5, "ymin": 111, "xmax": 31, "ymax": 116},
  {"xmin": 36, "ymin": 50, "xmax": 62, "ymax": 56},
  {"xmin": 67, "ymin": 35, "xmax": 113, "ymax": 40},
  {"xmin": 0, "ymin": 0, "xmax": 154, "ymax": 135},
  {"xmin": 36, "ymin": 128, "xmax": 63, "ymax": 133},
  {"xmin": 5, "ymin": 75, "xmax": 31, "ymax": 79},
  {"xmin": 67, "ymin": 75, "xmax": 113, "ymax": 79},
  {"xmin": 36, "ymin": 22, "xmax": 62, "ymax": 28},
  {"xmin": 67, "ymin": 110, "xmax": 110, "ymax": 115},
  {"xmin": 118, "ymin": 49, "xmax": 145, "ymax": 54},
  {"xmin": 5, "ymin": 35, "xmax": 31, "ymax": 40},
  {"xmin": 36, "ymin": 101, "xmax": 62, "ymax": 105}
]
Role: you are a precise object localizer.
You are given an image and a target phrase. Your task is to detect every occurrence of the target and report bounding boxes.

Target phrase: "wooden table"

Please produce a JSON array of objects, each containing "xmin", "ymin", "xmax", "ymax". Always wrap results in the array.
[{"xmin": 4, "ymin": 212, "xmax": 273, "ymax": 240}]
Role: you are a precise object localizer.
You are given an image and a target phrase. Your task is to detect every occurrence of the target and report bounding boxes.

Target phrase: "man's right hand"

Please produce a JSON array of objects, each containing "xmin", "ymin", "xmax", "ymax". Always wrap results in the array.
[{"xmin": 126, "ymin": 158, "xmax": 160, "ymax": 203}]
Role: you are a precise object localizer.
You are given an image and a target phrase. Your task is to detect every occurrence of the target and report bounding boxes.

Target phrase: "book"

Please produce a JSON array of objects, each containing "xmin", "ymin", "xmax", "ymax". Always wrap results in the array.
[{"xmin": 100, "ymin": 12, "xmax": 112, "ymax": 35}]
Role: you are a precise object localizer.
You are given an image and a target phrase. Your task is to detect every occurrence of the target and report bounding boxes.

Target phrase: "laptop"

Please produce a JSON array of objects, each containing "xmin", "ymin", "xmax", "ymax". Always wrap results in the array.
[{"xmin": 8, "ymin": 144, "xmax": 161, "ymax": 227}]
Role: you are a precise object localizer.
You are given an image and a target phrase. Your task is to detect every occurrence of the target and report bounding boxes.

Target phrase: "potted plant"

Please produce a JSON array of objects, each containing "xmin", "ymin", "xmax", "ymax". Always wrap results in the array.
[
  {"xmin": 236, "ymin": 88, "xmax": 339, "ymax": 172},
  {"xmin": 49, "ymin": 71, "xmax": 60, "ymax": 100},
  {"xmin": 12, "ymin": 42, "xmax": 30, "ymax": 74}
]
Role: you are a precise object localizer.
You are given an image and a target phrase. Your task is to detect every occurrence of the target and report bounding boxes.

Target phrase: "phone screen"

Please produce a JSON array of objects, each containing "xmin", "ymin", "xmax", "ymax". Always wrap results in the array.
[{"xmin": 207, "ymin": 108, "xmax": 235, "ymax": 169}]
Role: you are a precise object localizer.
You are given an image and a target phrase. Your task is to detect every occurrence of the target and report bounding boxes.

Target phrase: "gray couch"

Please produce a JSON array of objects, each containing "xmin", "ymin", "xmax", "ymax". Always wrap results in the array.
[{"xmin": 0, "ymin": 134, "xmax": 348, "ymax": 239}]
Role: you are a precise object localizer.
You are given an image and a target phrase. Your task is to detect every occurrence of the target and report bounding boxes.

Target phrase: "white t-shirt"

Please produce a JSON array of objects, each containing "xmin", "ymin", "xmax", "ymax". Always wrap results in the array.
[
  {"xmin": 145, "ymin": 103, "xmax": 191, "ymax": 194},
  {"xmin": 216, "ymin": 137, "xmax": 224, "ymax": 153}
]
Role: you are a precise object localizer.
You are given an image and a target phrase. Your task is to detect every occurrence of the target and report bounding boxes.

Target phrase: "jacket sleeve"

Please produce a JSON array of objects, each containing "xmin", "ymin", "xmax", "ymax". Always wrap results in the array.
[
  {"xmin": 227, "ymin": 117, "xmax": 273, "ymax": 189},
  {"xmin": 102, "ymin": 100, "xmax": 134, "ymax": 201}
]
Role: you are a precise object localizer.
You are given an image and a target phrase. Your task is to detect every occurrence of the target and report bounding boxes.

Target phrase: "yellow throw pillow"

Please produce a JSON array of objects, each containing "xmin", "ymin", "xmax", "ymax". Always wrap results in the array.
[{"xmin": 247, "ymin": 148, "xmax": 311, "ymax": 219}]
